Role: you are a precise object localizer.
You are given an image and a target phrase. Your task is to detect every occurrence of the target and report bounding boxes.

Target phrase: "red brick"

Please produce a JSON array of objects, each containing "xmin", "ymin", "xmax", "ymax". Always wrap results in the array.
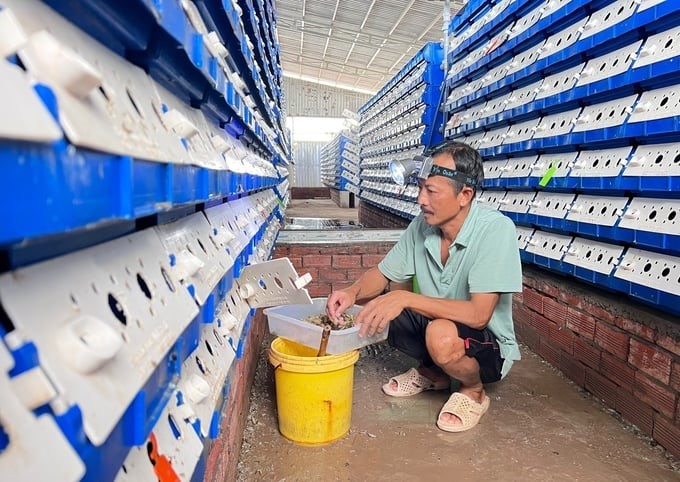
[
  {"xmin": 291, "ymin": 186, "xmax": 330, "ymax": 198},
  {"xmin": 518, "ymin": 326, "xmax": 540, "ymax": 352},
  {"xmin": 634, "ymin": 372, "xmax": 677, "ymax": 419},
  {"xmin": 288, "ymin": 256, "xmax": 303, "ymax": 270},
  {"xmin": 559, "ymin": 353, "xmax": 586, "ymax": 387},
  {"xmin": 574, "ymin": 338, "xmax": 601, "ymax": 369},
  {"xmin": 616, "ymin": 388, "xmax": 655, "ymax": 436},
  {"xmin": 307, "ymin": 283, "xmax": 332, "ymax": 297},
  {"xmin": 543, "ymin": 298, "xmax": 568, "ymax": 326},
  {"xmin": 583, "ymin": 301, "xmax": 618, "ymax": 325},
  {"xmin": 522, "ymin": 276, "xmax": 539, "ymax": 290},
  {"xmin": 302, "ymin": 255, "xmax": 332, "ymax": 267},
  {"xmin": 653, "ymin": 414, "xmax": 680, "ymax": 457},
  {"xmin": 332, "ymin": 254, "xmax": 362, "ymax": 268},
  {"xmin": 615, "ymin": 316, "xmax": 657, "ymax": 343},
  {"xmin": 513, "ymin": 304, "xmax": 533, "ymax": 326},
  {"xmin": 317, "ymin": 269, "xmax": 348, "ymax": 282},
  {"xmin": 537, "ymin": 339, "xmax": 561, "ymax": 367},
  {"xmin": 272, "ymin": 246, "xmax": 289, "ymax": 257},
  {"xmin": 601, "ymin": 353, "xmax": 636, "ymax": 392},
  {"xmin": 376, "ymin": 242, "xmax": 397, "ymax": 254},
  {"xmin": 531, "ymin": 312, "xmax": 554, "ymax": 338},
  {"xmin": 514, "ymin": 321, "xmax": 527, "ymax": 339},
  {"xmin": 671, "ymin": 362, "xmax": 680, "ymax": 392},
  {"xmin": 594, "ymin": 322, "xmax": 629, "ymax": 360},
  {"xmin": 657, "ymin": 333, "xmax": 680, "ymax": 357},
  {"xmin": 536, "ymin": 279, "xmax": 561, "ymax": 299},
  {"xmin": 558, "ymin": 291, "xmax": 585, "ymax": 311},
  {"xmin": 585, "ymin": 368, "xmax": 618, "ymax": 408},
  {"xmin": 359, "ymin": 203, "xmax": 410, "ymax": 228},
  {"xmin": 566, "ymin": 307, "xmax": 596, "ymax": 340},
  {"xmin": 361, "ymin": 254, "xmax": 384, "ymax": 267},
  {"xmin": 288, "ymin": 245, "xmax": 321, "ymax": 255},
  {"xmin": 522, "ymin": 287, "xmax": 543, "ymax": 313},
  {"xmin": 549, "ymin": 325, "xmax": 575, "ymax": 355},
  {"xmin": 628, "ymin": 339, "xmax": 672, "ymax": 385},
  {"xmin": 328, "ymin": 245, "xmax": 370, "ymax": 255},
  {"xmin": 512, "ymin": 292, "xmax": 523, "ymax": 304}
]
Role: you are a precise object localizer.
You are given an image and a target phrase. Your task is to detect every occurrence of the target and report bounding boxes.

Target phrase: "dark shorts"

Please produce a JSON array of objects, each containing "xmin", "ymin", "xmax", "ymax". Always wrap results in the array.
[{"xmin": 387, "ymin": 309, "xmax": 503, "ymax": 384}]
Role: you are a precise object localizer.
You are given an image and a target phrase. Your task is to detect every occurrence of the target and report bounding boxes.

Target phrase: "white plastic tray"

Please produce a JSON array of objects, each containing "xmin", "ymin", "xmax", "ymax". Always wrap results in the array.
[{"xmin": 264, "ymin": 298, "xmax": 388, "ymax": 354}]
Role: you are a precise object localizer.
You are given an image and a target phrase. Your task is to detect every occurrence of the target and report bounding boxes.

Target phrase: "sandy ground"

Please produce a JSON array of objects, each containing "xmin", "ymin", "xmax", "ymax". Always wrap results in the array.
[{"xmin": 236, "ymin": 336, "xmax": 678, "ymax": 482}]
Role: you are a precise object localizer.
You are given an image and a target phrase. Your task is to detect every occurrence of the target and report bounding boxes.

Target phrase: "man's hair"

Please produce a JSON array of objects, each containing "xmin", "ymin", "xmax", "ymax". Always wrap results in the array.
[{"xmin": 429, "ymin": 141, "xmax": 484, "ymax": 194}]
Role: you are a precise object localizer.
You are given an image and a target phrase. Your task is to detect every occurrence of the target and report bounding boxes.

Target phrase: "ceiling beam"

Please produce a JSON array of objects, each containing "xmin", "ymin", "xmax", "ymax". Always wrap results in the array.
[
  {"xmin": 282, "ymin": 71, "xmax": 376, "ymax": 95},
  {"xmin": 280, "ymin": 52, "xmax": 393, "ymax": 76},
  {"xmin": 321, "ymin": 0, "xmax": 341, "ymax": 60},
  {"xmin": 365, "ymin": 0, "xmax": 416, "ymax": 70},
  {"xmin": 299, "ymin": 0, "xmax": 307, "ymax": 55},
  {"xmin": 278, "ymin": 27, "xmax": 428, "ymax": 58},
  {"xmin": 343, "ymin": 0, "xmax": 377, "ymax": 65},
  {"xmin": 276, "ymin": 17, "xmax": 439, "ymax": 48}
]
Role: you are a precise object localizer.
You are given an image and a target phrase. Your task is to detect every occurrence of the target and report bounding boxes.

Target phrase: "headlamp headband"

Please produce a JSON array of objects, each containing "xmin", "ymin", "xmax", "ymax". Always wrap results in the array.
[
  {"xmin": 388, "ymin": 154, "xmax": 478, "ymax": 187},
  {"xmin": 418, "ymin": 156, "xmax": 477, "ymax": 187}
]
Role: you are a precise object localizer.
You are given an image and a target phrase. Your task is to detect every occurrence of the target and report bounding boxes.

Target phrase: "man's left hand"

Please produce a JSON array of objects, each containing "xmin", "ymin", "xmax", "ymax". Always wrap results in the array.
[{"xmin": 356, "ymin": 290, "xmax": 411, "ymax": 337}]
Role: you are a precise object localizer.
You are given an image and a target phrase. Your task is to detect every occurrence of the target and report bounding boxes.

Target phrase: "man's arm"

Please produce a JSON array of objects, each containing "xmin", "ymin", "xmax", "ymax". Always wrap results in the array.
[
  {"xmin": 407, "ymin": 292, "xmax": 500, "ymax": 329},
  {"xmin": 356, "ymin": 290, "xmax": 500, "ymax": 337}
]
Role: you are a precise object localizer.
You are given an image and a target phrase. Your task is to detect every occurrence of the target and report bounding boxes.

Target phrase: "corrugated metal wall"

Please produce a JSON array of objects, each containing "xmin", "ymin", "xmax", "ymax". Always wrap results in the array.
[
  {"xmin": 283, "ymin": 77, "xmax": 371, "ymax": 117},
  {"xmin": 292, "ymin": 142, "xmax": 325, "ymax": 187},
  {"xmin": 283, "ymin": 77, "xmax": 371, "ymax": 187}
]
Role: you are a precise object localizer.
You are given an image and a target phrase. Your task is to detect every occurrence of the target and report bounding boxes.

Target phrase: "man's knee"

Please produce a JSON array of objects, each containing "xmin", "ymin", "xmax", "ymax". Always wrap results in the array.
[{"xmin": 425, "ymin": 319, "xmax": 465, "ymax": 365}]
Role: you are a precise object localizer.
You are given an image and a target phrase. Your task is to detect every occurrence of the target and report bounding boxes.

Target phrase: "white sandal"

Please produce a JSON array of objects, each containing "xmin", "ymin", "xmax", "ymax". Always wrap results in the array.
[
  {"xmin": 382, "ymin": 368, "xmax": 450, "ymax": 397},
  {"xmin": 436, "ymin": 392, "xmax": 490, "ymax": 432}
]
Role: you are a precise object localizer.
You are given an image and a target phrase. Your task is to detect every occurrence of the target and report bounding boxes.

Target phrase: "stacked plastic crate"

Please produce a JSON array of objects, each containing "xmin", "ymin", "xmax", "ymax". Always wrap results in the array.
[
  {"xmin": 444, "ymin": 0, "xmax": 680, "ymax": 316},
  {"xmin": 358, "ymin": 42, "xmax": 445, "ymax": 220},
  {"xmin": 0, "ymin": 0, "xmax": 297, "ymax": 480},
  {"xmin": 320, "ymin": 130, "xmax": 361, "ymax": 194}
]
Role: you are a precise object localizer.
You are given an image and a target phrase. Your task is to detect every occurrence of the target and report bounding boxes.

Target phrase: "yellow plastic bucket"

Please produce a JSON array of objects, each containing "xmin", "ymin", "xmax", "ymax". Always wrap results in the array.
[{"xmin": 268, "ymin": 337, "xmax": 360, "ymax": 445}]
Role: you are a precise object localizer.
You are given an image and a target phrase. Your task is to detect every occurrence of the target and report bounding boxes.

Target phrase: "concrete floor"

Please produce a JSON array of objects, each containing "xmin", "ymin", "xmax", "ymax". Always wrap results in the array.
[
  {"xmin": 283, "ymin": 198, "xmax": 360, "ymax": 223},
  {"xmin": 235, "ymin": 198, "xmax": 679, "ymax": 481}
]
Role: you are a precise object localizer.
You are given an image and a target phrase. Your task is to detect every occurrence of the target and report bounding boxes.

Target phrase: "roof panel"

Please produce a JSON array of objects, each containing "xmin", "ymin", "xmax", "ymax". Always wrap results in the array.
[{"xmin": 277, "ymin": 0, "xmax": 464, "ymax": 94}]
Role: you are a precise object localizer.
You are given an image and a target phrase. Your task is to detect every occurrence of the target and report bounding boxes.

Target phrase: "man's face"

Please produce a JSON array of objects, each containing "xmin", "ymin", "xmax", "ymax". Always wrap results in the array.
[{"xmin": 416, "ymin": 153, "xmax": 470, "ymax": 226}]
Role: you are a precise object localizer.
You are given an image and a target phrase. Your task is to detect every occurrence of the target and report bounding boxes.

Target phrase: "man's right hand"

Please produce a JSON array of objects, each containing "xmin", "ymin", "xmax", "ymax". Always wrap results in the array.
[{"xmin": 325, "ymin": 289, "xmax": 356, "ymax": 323}]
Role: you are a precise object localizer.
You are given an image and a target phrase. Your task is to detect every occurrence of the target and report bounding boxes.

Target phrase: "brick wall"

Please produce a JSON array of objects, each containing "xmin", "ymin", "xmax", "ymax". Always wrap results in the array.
[
  {"xmin": 272, "ymin": 241, "xmax": 397, "ymax": 297},
  {"xmin": 291, "ymin": 187, "xmax": 330, "ymax": 199},
  {"xmin": 515, "ymin": 266, "xmax": 680, "ymax": 457},
  {"xmin": 359, "ymin": 202, "xmax": 410, "ymax": 229},
  {"xmin": 205, "ymin": 310, "xmax": 266, "ymax": 482}
]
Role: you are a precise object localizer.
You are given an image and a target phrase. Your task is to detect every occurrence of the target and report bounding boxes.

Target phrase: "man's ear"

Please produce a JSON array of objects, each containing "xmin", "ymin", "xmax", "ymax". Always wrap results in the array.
[{"xmin": 459, "ymin": 186, "xmax": 475, "ymax": 207}]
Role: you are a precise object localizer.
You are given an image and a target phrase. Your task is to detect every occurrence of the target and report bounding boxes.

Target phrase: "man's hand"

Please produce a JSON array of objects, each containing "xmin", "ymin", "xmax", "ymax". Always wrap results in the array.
[
  {"xmin": 355, "ymin": 290, "xmax": 410, "ymax": 337},
  {"xmin": 325, "ymin": 289, "xmax": 356, "ymax": 323}
]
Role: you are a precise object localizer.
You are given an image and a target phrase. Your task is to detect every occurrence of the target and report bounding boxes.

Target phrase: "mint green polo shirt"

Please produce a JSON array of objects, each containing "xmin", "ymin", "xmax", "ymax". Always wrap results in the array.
[{"xmin": 379, "ymin": 200, "xmax": 523, "ymax": 378}]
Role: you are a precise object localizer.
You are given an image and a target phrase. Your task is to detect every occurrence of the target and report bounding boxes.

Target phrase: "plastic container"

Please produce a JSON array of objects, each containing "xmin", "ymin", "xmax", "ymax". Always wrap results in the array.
[
  {"xmin": 263, "ymin": 297, "xmax": 388, "ymax": 354},
  {"xmin": 268, "ymin": 337, "xmax": 359, "ymax": 444}
]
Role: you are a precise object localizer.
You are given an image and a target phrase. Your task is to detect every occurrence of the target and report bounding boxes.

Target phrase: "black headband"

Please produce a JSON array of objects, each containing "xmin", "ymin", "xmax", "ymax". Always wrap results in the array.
[{"xmin": 428, "ymin": 165, "xmax": 478, "ymax": 187}]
